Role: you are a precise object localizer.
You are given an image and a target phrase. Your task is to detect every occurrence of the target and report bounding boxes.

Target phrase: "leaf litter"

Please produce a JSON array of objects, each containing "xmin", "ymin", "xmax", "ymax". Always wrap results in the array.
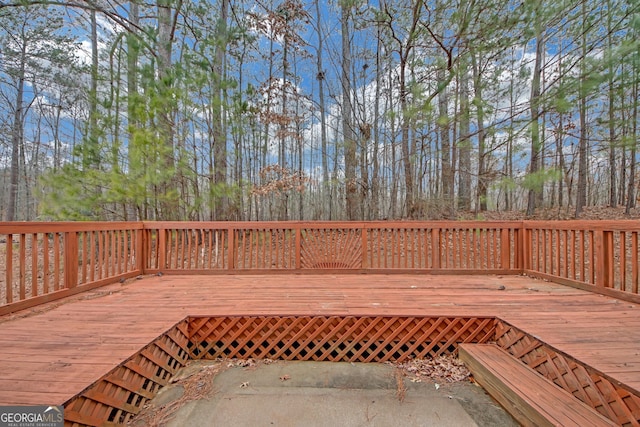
[
  {"xmin": 130, "ymin": 355, "xmax": 470, "ymax": 423},
  {"xmin": 389, "ymin": 354, "xmax": 471, "ymax": 384},
  {"xmin": 131, "ymin": 361, "xmax": 221, "ymax": 427},
  {"xmin": 129, "ymin": 358, "xmax": 278, "ymax": 426}
]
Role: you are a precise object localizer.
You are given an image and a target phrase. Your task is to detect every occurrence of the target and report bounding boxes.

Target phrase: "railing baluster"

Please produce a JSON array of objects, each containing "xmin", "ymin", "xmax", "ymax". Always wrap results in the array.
[
  {"xmin": 31, "ymin": 233, "xmax": 38, "ymax": 297},
  {"xmin": 206, "ymin": 229, "xmax": 213, "ymax": 269},
  {"xmin": 6, "ymin": 235, "xmax": 13, "ymax": 304},
  {"xmin": 591, "ymin": 230, "xmax": 596, "ymax": 284},
  {"xmin": 478, "ymin": 228, "xmax": 483, "ymax": 269},
  {"xmin": 295, "ymin": 227, "xmax": 302, "ymax": 270},
  {"xmin": 4, "ymin": 220, "xmax": 640, "ymax": 315},
  {"xmin": 633, "ymin": 232, "xmax": 639, "ymax": 294},
  {"xmin": 221, "ymin": 228, "xmax": 226, "ymax": 269},
  {"xmin": 620, "ymin": 231, "xmax": 626, "ymax": 290},
  {"xmin": 19, "ymin": 234, "xmax": 26, "ymax": 299},
  {"xmin": 464, "ymin": 229, "xmax": 470, "ymax": 269},
  {"xmin": 43, "ymin": 233, "xmax": 49, "ymax": 295},
  {"xmin": 54, "ymin": 233, "xmax": 61, "ymax": 291}
]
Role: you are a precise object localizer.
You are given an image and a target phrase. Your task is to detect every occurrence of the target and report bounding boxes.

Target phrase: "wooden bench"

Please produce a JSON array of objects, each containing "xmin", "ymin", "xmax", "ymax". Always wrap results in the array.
[{"xmin": 458, "ymin": 343, "xmax": 618, "ymax": 427}]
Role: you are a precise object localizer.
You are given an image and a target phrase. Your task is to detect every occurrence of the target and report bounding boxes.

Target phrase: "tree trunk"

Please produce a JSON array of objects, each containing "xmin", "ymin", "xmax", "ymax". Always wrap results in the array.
[
  {"xmin": 85, "ymin": 9, "xmax": 99, "ymax": 169},
  {"xmin": 400, "ymin": 61, "xmax": 414, "ymax": 217},
  {"xmin": 157, "ymin": 0, "xmax": 177, "ymax": 219},
  {"xmin": 458, "ymin": 53, "xmax": 471, "ymax": 211},
  {"xmin": 314, "ymin": 0, "xmax": 330, "ymax": 219},
  {"xmin": 371, "ymin": 22, "xmax": 382, "ymax": 219},
  {"xmin": 471, "ymin": 48, "xmax": 488, "ymax": 212},
  {"xmin": 438, "ymin": 72, "xmax": 452, "ymax": 217},
  {"xmin": 625, "ymin": 57, "xmax": 638, "ymax": 214},
  {"xmin": 6, "ymin": 34, "xmax": 27, "ymax": 221},
  {"xmin": 341, "ymin": 3, "xmax": 358, "ymax": 220},
  {"xmin": 575, "ymin": 1, "xmax": 589, "ymax": 217},
  {"xmin": 607, "ymin": 0, "xmax": 616, "ymax": 207},
  {"xmin": 213, "ymin": 0, "xmax": 229, "ymax": 220},
  {"xmin": 127, "ymin": 1, "xmax": 142, "ymax": 219},
  {"xmin": 527, "ymin": 21, "xmax": 544, "ymax": 217}
]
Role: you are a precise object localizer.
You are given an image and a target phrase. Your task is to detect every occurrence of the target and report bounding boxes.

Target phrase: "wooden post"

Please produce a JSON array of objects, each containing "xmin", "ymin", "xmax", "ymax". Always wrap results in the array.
[
  {"xmin": 31, "ymin": 233, "xmax": 38, "ymax": 296},
  {"xmin": 595, "ymin": 230, "xmax": 603, "ymax": 287},
  {"xmin": 520, "ymin": 225, "xmax": 530, "ymax": 271},
  {"xmin": 361, "ymin": 226, "xmax": 368, "ymax": 269},
  {"xmin": 633, "ymin": 232, "xmax": 639, "ymax": 294},
  {"xmin": 228, "ymin": 227, "xmax": 236, "ymax": 270},
  {"xmin": 295, "ymin": 227, "xmax": 302, "ymax": 270},
  {"xmin": 5, "ymin": 235, "xmax": 12, "ymax": 303},
  {"xmin": 500, "ymin": 228, "xmax": 511, "ymax": 271},
  {"xmin": 19, "ymin": 234, "xmax": 26, "ymax": 299},
  {"xmin": 136, "ymin": 227, "xmax": 145, "ymax": 274},
  {"xmin": 158, "ymin": 229, "xmax": 167, "ymax": 271},
  {"xmin": 514, "ymin": 225, "xmax": 523, "ymax": 271},
  {"xmin": 64, "ymin": 231, "xmax": 79, "ymax": 289},
  {"xmin": 604, "ymin": 231, "xmax": 614, "ymax": 288},
  {"xmin": 604, "ymin": 230, "xmax": 614, "ymax": 288},
  {"xmin": 431, "ymin": 228, "xmax": 440, "ymax": 269},
  {"xmin": 43, "ymin": 233, "xmax": 49, "ymax": 294},
  {"xmin": 595, "ymin": 230, "xmax": 614, "ymax": 288}
]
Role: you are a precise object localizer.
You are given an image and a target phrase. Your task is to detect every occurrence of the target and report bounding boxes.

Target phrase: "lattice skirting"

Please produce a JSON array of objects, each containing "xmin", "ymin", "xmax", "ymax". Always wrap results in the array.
[
  {"xmin": 187, "ymin": 316, "xmax": 497, "ymax": 362},
  {"xmin": 62, "ymin": 316, "xmax": 640, "ymax": 426},
  {"xmin": 62, "ymin": 315, "xmax": 495, "ymax": 426},
  {"xmin": 496, "ymin": 320, "xmax": 640, "ymax": 427},
  {"xmin": 64, "ymin": 321, "xmax": 190, "ymax": 427}
]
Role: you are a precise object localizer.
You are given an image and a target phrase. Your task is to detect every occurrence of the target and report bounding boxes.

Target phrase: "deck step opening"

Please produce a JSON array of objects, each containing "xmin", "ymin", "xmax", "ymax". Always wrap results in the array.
[{"xmin": 458, "ymin": 343, "xmax": 618, "ymax": 427}]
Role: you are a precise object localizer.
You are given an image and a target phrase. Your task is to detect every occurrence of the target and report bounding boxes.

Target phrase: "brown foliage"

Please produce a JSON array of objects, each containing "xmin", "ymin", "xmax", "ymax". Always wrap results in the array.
[{"xmin": 251, "ymin": 164, "xmax": 310, "ymax": 197}]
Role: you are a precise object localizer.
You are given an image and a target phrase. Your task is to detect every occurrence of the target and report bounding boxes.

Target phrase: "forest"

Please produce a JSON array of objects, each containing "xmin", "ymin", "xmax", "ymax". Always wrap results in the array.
[{"xmin": 0, "ymin": 0, "xmax": 638, "ymax": 221}]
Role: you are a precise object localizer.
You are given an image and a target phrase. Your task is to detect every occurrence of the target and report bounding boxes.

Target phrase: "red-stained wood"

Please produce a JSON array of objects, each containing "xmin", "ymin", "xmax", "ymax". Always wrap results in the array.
[
  {"xmin": 43, "ymin": 235, "xmax": 49, "ymax": 295},
  {"xmin": 0, "ymin": 274, "xmax": 639, "ymax": 410},
  {"xmin": 64, "ymin": 232, "xmax": 78, "ymax": 289},
  {"xmin": 459, "ymin": 344, "xmax": 618, "ymax": 427},
  {"xmin": 54, "ymin": 233, "xmax": 61, "ymax": 291},
  {"xmin": 5, "ymin": 236, "xmax": 12, "ymax": 304},
  {"xmin": 31, "ymin": 233, "xmax": 37, "ymax": 298},
  {"xmin": 634, "ymin": 232, "xmax": 639, "ymax": 294},
  {"xmin": 3, "ymin": 220, "xmax": 640, "ymax": 319},
  {"xmin": 19, "ymin": 234, "xmax": 26, "ymax": 300}
]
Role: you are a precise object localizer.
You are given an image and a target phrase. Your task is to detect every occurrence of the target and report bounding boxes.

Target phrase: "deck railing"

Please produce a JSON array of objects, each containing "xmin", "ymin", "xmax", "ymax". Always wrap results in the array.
[
  {"xmin": 523, "ymin": 221, "xmax": 640, "ymax": 298},
  {"xmin": 0, "ymin": 222, "xmax": 144, "ymax": 315},
  {"xmin": 144, "ymin": 221, "xmax": 522, "ymax": 274},
  {"xmin": 1, "ymin": 220, "xmax": 639, "ymax": 315}
]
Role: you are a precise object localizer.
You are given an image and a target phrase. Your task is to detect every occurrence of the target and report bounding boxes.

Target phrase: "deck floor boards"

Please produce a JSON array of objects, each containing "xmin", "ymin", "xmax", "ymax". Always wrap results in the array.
[{"xmin": 1, "ymin": 274, "xmax": 639, "ymax": 405}]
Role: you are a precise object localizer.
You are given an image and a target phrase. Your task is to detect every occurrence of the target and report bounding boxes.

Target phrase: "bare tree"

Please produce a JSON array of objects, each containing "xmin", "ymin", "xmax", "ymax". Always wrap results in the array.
[{"xmin": 341, "ymin": 1, "xmax": 359, "ymax": 220}]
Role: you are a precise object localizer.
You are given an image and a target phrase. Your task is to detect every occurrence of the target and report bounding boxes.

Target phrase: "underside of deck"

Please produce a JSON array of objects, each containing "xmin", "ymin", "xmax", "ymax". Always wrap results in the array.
[{"xmin": 1, "ymin": 274, "xmax": 639, "ymax": 425}]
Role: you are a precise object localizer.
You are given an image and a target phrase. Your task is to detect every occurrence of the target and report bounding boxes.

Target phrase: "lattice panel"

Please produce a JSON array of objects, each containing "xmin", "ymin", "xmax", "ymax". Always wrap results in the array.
[
  {"xmin": 300, "ymin": 229, "xmax": 363, "ymax": 269},
  {"xmin": 59, "ymin": 314, "xmax": 640, "ymax": 427},
  {"xmin": 496, "ymin": 320, "xmax": 640, "ymax": 427},
  {"xmin": 64, "ymin": 321, "xmax": 190, "ymax": 427},
  {"xmin": 187, "ymin": 316, "xmax": 496, "ymax": 362}
]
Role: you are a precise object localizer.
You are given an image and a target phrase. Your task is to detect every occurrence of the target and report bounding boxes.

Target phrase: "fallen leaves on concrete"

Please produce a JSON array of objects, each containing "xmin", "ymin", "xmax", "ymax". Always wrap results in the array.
[{"xmin": 391, "ymin": 355, "xmax": 470, "ymax": 384}]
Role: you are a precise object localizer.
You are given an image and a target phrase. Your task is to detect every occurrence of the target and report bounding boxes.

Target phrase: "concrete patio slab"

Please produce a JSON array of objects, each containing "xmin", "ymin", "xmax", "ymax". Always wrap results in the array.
[{"xmin": 133, "ymin": 360, "xmax": 518, "ymax": 427}]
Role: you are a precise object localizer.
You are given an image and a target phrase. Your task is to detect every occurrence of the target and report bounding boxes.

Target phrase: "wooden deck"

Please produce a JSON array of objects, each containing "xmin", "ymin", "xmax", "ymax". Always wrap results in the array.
[{"xmin": 1, "ymin": 274, "xmax": 638, "ymax": 410}]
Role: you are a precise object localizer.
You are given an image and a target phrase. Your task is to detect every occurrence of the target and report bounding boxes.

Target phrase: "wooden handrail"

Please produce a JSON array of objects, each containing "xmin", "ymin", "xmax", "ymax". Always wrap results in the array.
[
  {"xmin": 521, "ymin": 221, "xmax": 640, "ymax": 304},
  {"xmin": 1, "ymin": 220, "xmax": 639, "ymax": 315},
  {"xmin": 1, "ymin": 222, "xmax": 145, "ymax": 316}
]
